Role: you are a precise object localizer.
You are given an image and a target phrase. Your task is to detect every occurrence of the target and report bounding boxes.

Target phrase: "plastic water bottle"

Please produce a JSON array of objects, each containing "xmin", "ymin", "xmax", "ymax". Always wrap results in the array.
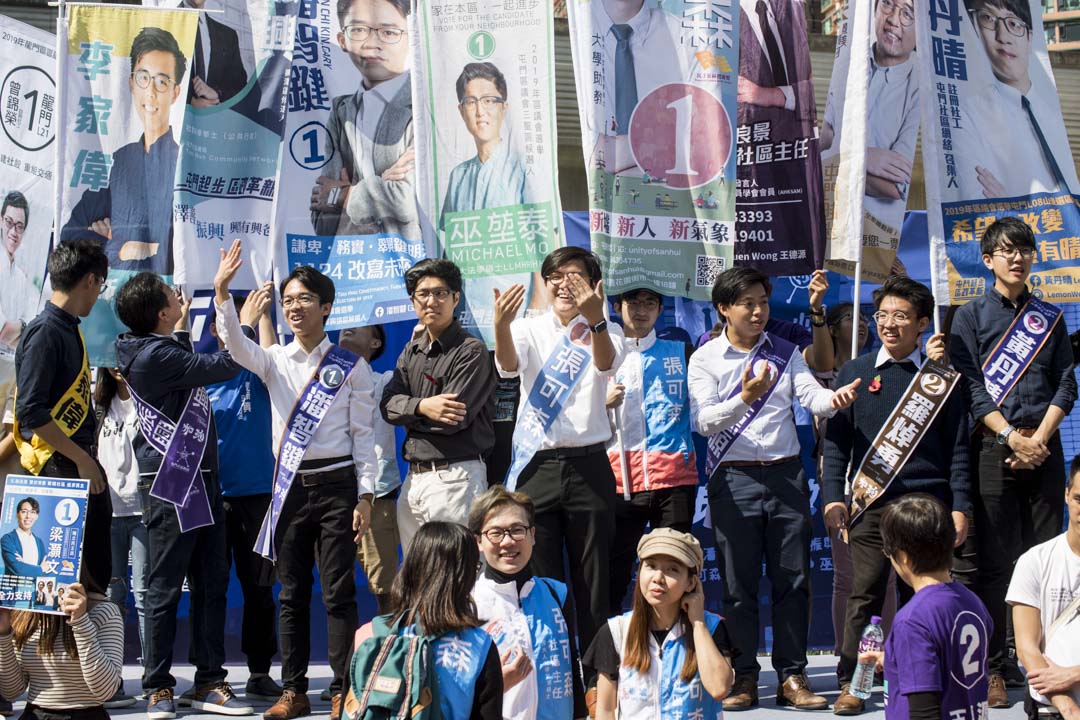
[{"xmin": 850, "ymin": 615, "xmax": 884, "ymax": 700}]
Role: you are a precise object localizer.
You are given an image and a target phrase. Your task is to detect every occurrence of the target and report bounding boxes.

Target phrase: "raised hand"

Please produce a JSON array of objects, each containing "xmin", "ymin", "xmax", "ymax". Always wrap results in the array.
[
  {"xmin": 493, "ymin": 285, "xmax": 526, "ymax": 330},
  {"xmin": 564, "ymin": 274, "xmax": 605, "ymax": 324},
  {"xmin": 739, "ymin": 362, "xmax": 776, "ymax": 405},
  {"xmin": 214, "ymin": 239, "xmax": 243, "ymax": 303}
]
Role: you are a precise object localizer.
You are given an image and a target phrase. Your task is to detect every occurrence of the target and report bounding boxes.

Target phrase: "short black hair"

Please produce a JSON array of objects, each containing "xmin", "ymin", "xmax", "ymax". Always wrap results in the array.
[
  {"xmin": 540, "ymin": 247, "xmax": 602, "ymax": 285},
  {"xmin": 1069, "ymin": 454, "xmax": 1080, "ymax": 491},
  {"xmin": 872, "ymin": 276, "xmax": 934, "ymax": 320},
  {"xmin": 455, "ymin": 62, "xmax": 508, "ymax": 103},
  {"xmin": 616, "ymin": 288, "xmax": 663, "ymax": 306},
  {"xmin": 130, "ymin": 26, "xmax": 187, "ymax": 83},
  {"xmin": 368, "ymin": 324, "xmax": 387, "ymax": 362},
  {"xmin": 116, "ymin": 272, "xmax": 171, "ymax": 335},
  {"xmin": 280, "ymin": 265, "xmax": 335, "ymax": 326},
  {"xmin": 966, "ymin": 0, "xmax": 1031, "ymax": 29},
  {"xmin": 16, "ymin": 497, "xmax": 39, "ymax": 514},
  {"xmin": 47, "ymin": 239, "xmax": 108, "ymax": 293},
  {"xmin": 980, "ymin": 216, "xmax": 1036, "ymax": 256},
  {"xmin": 405, "ymin": 258, "xmax": 463, "ymax": 295},
  {"xmin": 337, "ymin": 0, "xmax": 411, "ymax": 26},
  {"xmin": 711, "ymin": 267, "xmax": 771, "ymax": 308},
  {"xmin": 1, "ymin": 190, "xmax": 28, "ymax": 226},
  {"xmin": 881, "ymin": 494, "xmax": 955, "ymax": 574}
]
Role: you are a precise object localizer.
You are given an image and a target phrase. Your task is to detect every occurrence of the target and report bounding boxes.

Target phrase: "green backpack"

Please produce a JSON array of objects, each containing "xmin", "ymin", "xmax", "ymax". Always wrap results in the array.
[{"xmin": 344, "ymin": 613, "xmax": 442, "ymax": 720}]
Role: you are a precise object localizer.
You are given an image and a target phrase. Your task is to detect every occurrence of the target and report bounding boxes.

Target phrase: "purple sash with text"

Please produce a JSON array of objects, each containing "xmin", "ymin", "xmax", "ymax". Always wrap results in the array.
[
  {"xmin": 128, "ymin": 385, "xmax": 214, "ymax": 532},
  {"xmin": 705, "ymin": 334, "xmax": 798, "ymax": 476},
  {"xmin": 255, "ymin": 345, "xmax": 359, "ymax": 561},
  {"xmin": 981, "ymin": 297, "xmax": 1062, "ymax": 405}
]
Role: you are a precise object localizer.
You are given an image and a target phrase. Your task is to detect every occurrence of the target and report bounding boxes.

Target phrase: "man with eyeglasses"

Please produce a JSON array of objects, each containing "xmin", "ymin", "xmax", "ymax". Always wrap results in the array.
[
  {"xmin": 949, "ymin": 216, "xmax": 1077, "ymax": 707},
  {"xmin": 310, "ymin": 0, "xmax": 417, "ymax": 244},
  {"xmin": 687, "ymin": 266, "xmax": 859, "ymax": 711},
  {"xmin": 951, "ymin": 0, "xmax": 1079, "ymax": 200},
  {"xmin": 604, "ymin": 288, "xmax": 699, "ymax": 615},
  {"xmin": 0, "ymin": 192, "xmax": 38, "ymax": 436},
  {"xmin": 60, "ymin": 27, "xmax": 186, "ymax": 276},
  {"xmin": 821, "ymin": 277, "xmax": 971, "ymax": 715},
  {"xmin": 380, "ymin": 258, "xmax": 495, "ymax": 553}
]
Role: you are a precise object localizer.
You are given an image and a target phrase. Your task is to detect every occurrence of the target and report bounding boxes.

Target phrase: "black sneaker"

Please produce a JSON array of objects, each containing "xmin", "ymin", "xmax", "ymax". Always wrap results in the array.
[
  {"xmin": 245, "ymin": 675, "xmax": 284, "ymax": 702},
  {"xmin": 0, "ymin": 696, "xmax": 13, "ymax": 717}
]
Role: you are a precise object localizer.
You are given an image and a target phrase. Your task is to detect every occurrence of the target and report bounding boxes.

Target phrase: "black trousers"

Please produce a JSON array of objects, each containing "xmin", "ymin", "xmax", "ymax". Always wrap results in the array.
[
  {"xmin": 142, "ymin": 471, "xmax": 229, "ymax": 692},
  {"xmin": 515, "ymin": 447, "xmax": 615, "ymax": 660},
  {"xmin": 708, "ymin": 458, "xmax": 811, "ymax": 680},
  {"xmin": 975, "ymin": 433, "xmax": 1065, "ymax": 675},
  {"xmin": 223, "ymin": 493, "xmax": 277, "ymax": 674},
  {"xmin": 275, "ymin": 472, "xmax": 358, "ymax": 695},
  {"xmin": 609, "ymin": 484, "xmax": 695, "ymax": 614},
  {"xmin": 837, "ymin": 502, "xmax": 914, "ymax": 684}
]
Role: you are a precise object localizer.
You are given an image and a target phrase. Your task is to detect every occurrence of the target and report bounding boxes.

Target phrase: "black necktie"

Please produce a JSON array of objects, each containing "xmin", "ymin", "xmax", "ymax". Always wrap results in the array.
[
  {"xmin": 1022, "ymin": 95, "xmax": 1066, "ymax": 191},
  {"xmin": 755, "ymin": 0, "xmax": 788, "ymax": 87},
  {"xmin": 194, "ymin": 28, "xmax": 206, "ymax": 81},
  {"xmin": 611, "ymin": 24, "xmax": 637, "ymax": 135}
]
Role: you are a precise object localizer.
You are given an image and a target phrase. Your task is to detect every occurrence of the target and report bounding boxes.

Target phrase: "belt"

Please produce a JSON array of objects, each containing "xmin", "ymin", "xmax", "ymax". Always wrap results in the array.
[
  {"xmin": 718, "ymin": 455, "xmax": 798, "ymax": 469},
  {"xmin": 533, "ymin": 443, "xmax": 606, "ymax": 460},
  {"xmin": 407, "ymin": 457, "xmax": 477, "ymax": 474},
  {"xmin": 296, "ymin": 465, "xmax": 354, "ymax": 487},
  {"xmin": 979, "ymin": 426, "xmax": 1037, "ymax": 438}
]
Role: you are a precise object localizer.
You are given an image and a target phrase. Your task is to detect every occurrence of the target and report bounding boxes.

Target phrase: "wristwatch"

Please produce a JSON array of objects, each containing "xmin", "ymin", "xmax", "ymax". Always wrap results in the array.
[
  {"xmin": 589, "ymin": 319, "xmax": 608, "ymax": 334},
  {"xmin": 809, "ymin": 305, "xmax": 826, "ymax": 328},
  {"xmin": 996, "ymin": 425, "xmax": 1017, "ymax": 445}
]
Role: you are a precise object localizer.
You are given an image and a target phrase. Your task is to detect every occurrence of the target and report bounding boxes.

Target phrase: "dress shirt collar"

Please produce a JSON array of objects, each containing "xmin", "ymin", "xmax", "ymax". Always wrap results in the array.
[
  {"xmin": 715, "ymin": 326, "xmax": 769, "ymax": 355},
  {"xmin": 624, "ymin": 328, "xmax": 656, "ymax": 352},
  {"xmin": 360, "ymin": 71, "xmax": 409, "ymax": 107},
  {"xmin": 43, "ymin": 301, "xmax": 80, "ymax": 327},
  {"xmin": 874, "ymin": 344, "xmax": 922, "ymax": 368},
  {"xmin": 285, "ymin": 333, "xmax": 332, "ymax": 361},
  {"xmin": 869, "ymin": 44, "xmax": 915, "ymax": 80},
  {"xmin": 414, "ymin": 319, "xmax": 466, "ymax": 355},
  {"xmin": 991, "ymin": 77, "xmax": 1028, "ymax": 107},
  {"xmin": 546, "ymin": 309, "xmax": 584, "ymax": 331},
  {"xmin": 987, "ymin": 284, "xmax": 1030, "ymax": 309},
  {"xmin": 594, "ymin": 0, "xmax": 652, "ymax": 42}
]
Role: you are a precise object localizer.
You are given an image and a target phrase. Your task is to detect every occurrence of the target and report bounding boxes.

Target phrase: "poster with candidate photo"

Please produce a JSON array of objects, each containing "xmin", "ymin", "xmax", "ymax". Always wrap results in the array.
[
  {"xmin": 55, "ymin": 4, "xmax": 197, "ymax": 365},
  {"xmin": 916, "ymin": 0, "xmax": 1080, "ymax": 304},
  {"xmin": 274, "ymin": 0, "xmax": 426, "ymax": 333},
  {"xmin": 567, "ymin": 0, "xmax": 736, "ymax": 303},
  {"xmin": 0, "ymin": 475, "xmax": 90, "ymax": 615},
  {"xmin": 412, "ymin": 0, "xmax": 563, "ymax": 345}
]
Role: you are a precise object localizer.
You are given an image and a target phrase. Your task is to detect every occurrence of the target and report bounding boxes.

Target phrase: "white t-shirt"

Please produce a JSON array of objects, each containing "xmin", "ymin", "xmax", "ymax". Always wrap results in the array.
[
  {"xmin": 97, "ymin": 395, "xmax": 142, "ymax": 517},
  {"xmin": 1006, "ymin": 533, "xmax": 1080, "ymax": 707}
]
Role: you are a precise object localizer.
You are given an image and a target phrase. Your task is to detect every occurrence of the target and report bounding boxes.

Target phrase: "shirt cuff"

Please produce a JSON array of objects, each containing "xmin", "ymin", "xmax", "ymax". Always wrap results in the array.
[{"xmin": 780, "ymin": 85, "xmax": 795, "ymax": 112}]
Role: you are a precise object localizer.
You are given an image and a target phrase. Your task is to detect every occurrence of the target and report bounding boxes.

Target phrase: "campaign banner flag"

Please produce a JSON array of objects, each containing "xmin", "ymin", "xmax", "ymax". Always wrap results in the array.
[
  {"xmin": 916, "ymin": 0, "xmax": 1080, "ymax": 303},
  {"xmin": 143, "ymin": 0, "xmax": 297, "ymax": 299},
  {"xmin": 0, "ymin": 17, "xmax": 55, "ymax": 374},
  {"xmin": 567, "ymin": 0, "xmax": 736, "ymax": 302},
  {"xmin": 0, "ymin": 475, "xmax": 90, "ymax": 615},
  {"xmin": 274, "ymin": 0, "xmax": 425, "ymax": 333},
  {"xmin": 56, "ymin": 4, "xmax": 197, "ymax": 365},
  {"xmin": 413, "ymin": 0, "xmax": 563, "ymax": 344}
]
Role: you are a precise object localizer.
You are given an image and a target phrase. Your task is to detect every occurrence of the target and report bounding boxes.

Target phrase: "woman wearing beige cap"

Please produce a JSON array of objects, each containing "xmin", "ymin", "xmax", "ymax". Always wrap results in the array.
[{"xmin": 583, "ymin": 528, "xmax": 735, "ymax": 719}]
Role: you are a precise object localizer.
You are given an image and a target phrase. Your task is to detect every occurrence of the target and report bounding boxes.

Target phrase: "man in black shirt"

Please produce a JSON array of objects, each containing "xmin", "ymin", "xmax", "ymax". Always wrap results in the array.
[
  {"xmin": 381, "ymin": 258, "xmax": 495, "ymax": 553},
  {"xmin": 948, "ymin": 217, "xmax": 1077, "ymax": 707}
]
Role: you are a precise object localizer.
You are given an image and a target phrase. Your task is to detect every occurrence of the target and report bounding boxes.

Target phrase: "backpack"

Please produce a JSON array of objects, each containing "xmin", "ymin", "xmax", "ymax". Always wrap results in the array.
[{"xmin": 344, "ymin": 612, "xmax": 442, "ymax": 720}]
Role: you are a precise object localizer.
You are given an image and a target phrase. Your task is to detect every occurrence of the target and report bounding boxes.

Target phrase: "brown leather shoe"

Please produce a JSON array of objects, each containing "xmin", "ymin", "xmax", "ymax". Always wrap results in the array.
[
  {"xmin": 722, "ymin": 675, "xmax": 759, "ymax": 711},
  {"xmin": 777, "ymin": 673, "xmax": 828, "ymax": 710},
  {"xmin": 833, "ymin": 685, "xmax": 866, "ymax": 715},
  {"xmin": 263, "ymin": 690, "xmax": 311, "ymax": 720},
  {"xmin": 988, "ymin": 674, "xmax": 1010, "ymax": 709},
  {"xmin": 329, "ymin": 693, "xmax": 343, "ymax": 720}
]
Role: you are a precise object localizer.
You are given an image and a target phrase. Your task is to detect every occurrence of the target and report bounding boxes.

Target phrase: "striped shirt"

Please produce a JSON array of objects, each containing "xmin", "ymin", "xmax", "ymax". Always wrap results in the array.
[{"xmin": 0, "ymin": 600, "xmax": 124, "ymax": 708}]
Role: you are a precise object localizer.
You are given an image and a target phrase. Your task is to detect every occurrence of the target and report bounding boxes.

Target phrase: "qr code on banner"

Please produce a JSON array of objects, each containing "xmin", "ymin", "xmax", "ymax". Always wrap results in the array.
[{"xmin": 695, "ymin": 255, "xmax": 726, "ymax": 287}]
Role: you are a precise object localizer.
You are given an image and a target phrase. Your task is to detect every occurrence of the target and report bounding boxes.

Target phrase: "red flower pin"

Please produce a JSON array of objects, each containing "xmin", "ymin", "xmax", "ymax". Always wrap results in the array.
[{"xmin": 869, "ymin": 374, "xmax": 882, "ymax": 393}]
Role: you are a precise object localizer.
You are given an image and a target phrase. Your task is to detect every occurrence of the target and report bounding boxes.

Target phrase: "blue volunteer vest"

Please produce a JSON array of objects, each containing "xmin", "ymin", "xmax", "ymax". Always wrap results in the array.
[
  {"xmin": 521, "ymin": 578, "xmax": 575, "ymax": 720},
  {"xmin": 638, "ymin": 339, "xmax": 694, "ymax": 460},
  {"xmin": 432, "ymin": 626, "xmax": 494, "ymax": 720}
]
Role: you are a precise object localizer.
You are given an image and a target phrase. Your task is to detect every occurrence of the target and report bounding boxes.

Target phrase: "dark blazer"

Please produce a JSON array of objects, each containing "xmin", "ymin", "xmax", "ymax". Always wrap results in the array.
[{"xmin": 189, "ymin": 15, "xmax": 248, "ymax": 104}]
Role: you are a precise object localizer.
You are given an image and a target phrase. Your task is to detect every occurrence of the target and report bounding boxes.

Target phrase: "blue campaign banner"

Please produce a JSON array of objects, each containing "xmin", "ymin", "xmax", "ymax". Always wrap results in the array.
[{"xmin": 0, "ymin": 475, "xmax": 90, "ymax": 615}]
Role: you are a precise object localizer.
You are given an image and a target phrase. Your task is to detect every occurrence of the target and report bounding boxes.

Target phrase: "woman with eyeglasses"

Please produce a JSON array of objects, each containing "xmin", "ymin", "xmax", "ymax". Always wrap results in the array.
[{"xmin": 469, "ymin": 486, "xmax": 586, "ymax": 720}]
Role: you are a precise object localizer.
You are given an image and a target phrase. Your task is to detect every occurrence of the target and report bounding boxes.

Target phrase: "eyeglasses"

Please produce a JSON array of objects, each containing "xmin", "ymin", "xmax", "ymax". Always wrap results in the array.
[
  {"xmin": 2, "ymin": 216, "xmax": 25, "ymax": 234},
  {"xmin": 459, "ymin": 96, "xmax": 506, "ymax": 110},
  {"xmin": 974, "ymin": 10, "xmax": 1029, "ymax": 36},
  {"xmin": 624, "ymin": 298, "xmax": 660, "ymax": 311},
  {"xmin": 991, "ymin": 246, "xmax": 1036, "ymax": 260},
  {"xmin": 411, "ymin": 288, "xmax": 454, "ymax": 302},
  {"xmin": 879, "ymin": 0, "xmax": 915, "ymax": 26},
  {"xmin": 872, "ymin": 310, "xmax": 914, "ymax": 326},
  {"xmin": 95, "ymin": 275, "xmax": 108, "ymax": 295},
  {"xmin": 131, "ymin": 69, "xmax": 176, "ymax": 92},
  {"xmin": 481, "ymin": 524, "xmax": 531, "ymax": 543},
  {"xmin": 545, "ymin": 271, "xmax": 584, "ymax": 285},
  {"xmin": 281, "ymin": 293, "xmax": 319, "ymax": 308},
  {"xmin": 342, "ymin": 24, "xmax": 406, "ymax": 43}
]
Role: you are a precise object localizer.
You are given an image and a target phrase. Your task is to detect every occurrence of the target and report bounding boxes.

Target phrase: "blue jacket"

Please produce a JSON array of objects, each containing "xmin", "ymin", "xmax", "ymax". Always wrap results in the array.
[{"xmin": 1, "ymin": 529, "xmax": 47, "ymax": 576}]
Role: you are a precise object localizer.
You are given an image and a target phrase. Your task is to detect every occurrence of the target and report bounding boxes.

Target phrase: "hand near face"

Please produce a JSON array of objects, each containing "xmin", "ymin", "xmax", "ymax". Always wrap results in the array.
[{"xmin": 563, "ymin": 274, "xmax": 605, "ymax": 325}]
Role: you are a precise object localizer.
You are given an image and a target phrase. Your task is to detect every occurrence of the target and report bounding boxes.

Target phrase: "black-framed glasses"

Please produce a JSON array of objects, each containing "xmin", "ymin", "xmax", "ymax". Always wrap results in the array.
[
  {"xmin": 459, "ymin": 96, "xmax": 505, "ymax": 110},
  {"xmin": 481, "ymin": 524, "xmax": 531, "ymax": 543},
  {"xmin": 2, "ymin": 216, "xmax": 25, "ymax": 234},
  {"xmin": 991, "ymin": 246, "xmax": 1036, "ymax": 260},
  {"xmin": 343, "ymin": 24, "xmax": 406, "ymax": 43},
  {"xmin": 625, "ymin": 298, "xmax": 661, "ymax": 311},
  {"xmin": 974, "ymin": 9, "xmax": 1029, "ymax": 36},
  {"xmin": 879, "ymin": 0, "xmax": 915, "ymax": 26},
  {"xmin": 411, "ymin": 288, "xmax": 453, "ymax": 302},
  {"xmin": 545, "ymin": 270, "xmax": 584, "ymax": 285},
  {"xmin": 131, "ymin": 69, "xmax": 176, "ymax": 92},
  {"xmin": 95, "ymin": 275, "xmax": 108, "ymax": 295},
  {"xmin": 281, "ymin": 293, "xmax": 319, "ymax": 308}
]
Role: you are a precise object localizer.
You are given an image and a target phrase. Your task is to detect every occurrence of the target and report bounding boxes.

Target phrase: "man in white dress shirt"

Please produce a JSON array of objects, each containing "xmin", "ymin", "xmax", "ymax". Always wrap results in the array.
[
  {"xmin": 213, "ymin": 241, "xmax": 376, "ymax": 720},
  {"xmin": 688, "ymin": 266, "xmax": 859, "ymax": 711},
  {"xmin": 0, "ymin": 191, "xmax": 37, "ymax": 427}
]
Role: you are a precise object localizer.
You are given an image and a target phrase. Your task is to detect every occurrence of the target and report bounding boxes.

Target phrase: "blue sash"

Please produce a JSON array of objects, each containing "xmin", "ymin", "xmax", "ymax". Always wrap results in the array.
[
  {"xmin": 705, "ymin": 333, "xmax": 798, "ymax": 476},
  {"xmin": 505, "ymin": 317, "xmax": 593, "ymax": 491},
  {"xmin": 128, "ymin": 384, "xmax": 214, "ymax": 533},
  {"xmin": 255, "ymin": 344, "xmax": 359, "ymax": 561},
  {"xmin": 982, "ymin": 296, "xmax": 1062, "ymax": 405}
]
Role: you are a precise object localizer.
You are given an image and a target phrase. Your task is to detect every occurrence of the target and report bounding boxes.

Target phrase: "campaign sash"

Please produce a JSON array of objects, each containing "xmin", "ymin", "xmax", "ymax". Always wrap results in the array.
[
  {"xmin": 505, "ymin": 318, "xmax": 593, "ymax": 492},
  {"xmin": 705, "ymin": 334, "xmax": 798, "ymax": 477},
  {"xmin": 12, "ymin": 330, "xmax": 92, "ymax": 475},
  {"xmin": 981, "ymin": 297, "xmax": 1062, "ymax": 406},
  {"xmin": 848, "ymin": 358, "xmax": 960, "ymax": 523},
  {"xmin": 255, "ymin": 345, "xmax": 360, "ymax": 561},
  {"xmin": 127, "ymin": 384, "xmax": 214, "ymax": 533}
]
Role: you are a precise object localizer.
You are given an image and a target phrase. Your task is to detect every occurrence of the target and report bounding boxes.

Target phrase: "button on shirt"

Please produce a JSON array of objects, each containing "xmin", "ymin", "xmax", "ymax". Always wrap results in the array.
[
  {"xmin": 214, "ymin": 298, "xmax": 376, "ymax": 496},
  {"xmin": 496, "ymin": 311, "xmax": 626, "ymax": 449},
  {"xmin": 688, "ymin": 330, "xmax": 837, "ymax": 462}
]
